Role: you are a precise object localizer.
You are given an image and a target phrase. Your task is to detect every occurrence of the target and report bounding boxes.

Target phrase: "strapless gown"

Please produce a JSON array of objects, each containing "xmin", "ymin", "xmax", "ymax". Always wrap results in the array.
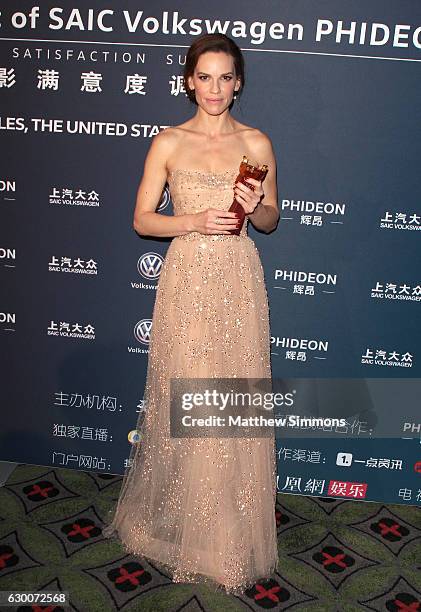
[{"xmin": 103, "ymin": 168, "xmax": 279, "ymax": 595}]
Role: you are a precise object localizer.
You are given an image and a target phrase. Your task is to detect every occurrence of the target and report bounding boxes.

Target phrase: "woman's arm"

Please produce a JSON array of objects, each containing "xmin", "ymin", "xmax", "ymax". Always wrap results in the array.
[
  {"xmin": 244, "ymin": 132, "xmax": 280, "ymax": 233},
  {"xmin": 133, "ymin": 130, "xmax": 195, "ymax": 238}
]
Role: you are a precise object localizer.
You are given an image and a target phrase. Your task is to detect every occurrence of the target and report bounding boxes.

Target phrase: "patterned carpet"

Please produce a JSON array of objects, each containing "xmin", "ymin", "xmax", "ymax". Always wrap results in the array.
[{"xmin": 0, "ymin": 464, "xmax": 420, "ymax": 612}]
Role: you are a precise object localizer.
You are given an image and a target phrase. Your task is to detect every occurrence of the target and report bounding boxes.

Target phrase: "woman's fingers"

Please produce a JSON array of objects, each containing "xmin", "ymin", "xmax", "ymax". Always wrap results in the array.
[
  {"xmin": 234, "ymin": 180, "xmax": 263, "ymax": 214},
  {"xmin": 244, "ymin": 177, "xmax": 260, "ymax": 189},
  {"xmin": 204, "ymin": 209, "xmax": 240, "ymax": 234},
  {"xmin": 235, "ymin": 179, "xmax": 264, "ymax": 199}
]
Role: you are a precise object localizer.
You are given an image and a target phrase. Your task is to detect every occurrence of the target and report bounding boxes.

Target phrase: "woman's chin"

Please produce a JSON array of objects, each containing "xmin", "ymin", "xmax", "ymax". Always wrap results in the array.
[{"xmin": 200, "ymin": 102, "xmax": 231, "ymax": 116}]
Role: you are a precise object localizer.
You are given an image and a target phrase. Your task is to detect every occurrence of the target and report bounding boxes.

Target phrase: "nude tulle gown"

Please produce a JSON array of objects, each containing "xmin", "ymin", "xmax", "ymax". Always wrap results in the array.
[{"xmin": 102, "ymin": 167, "xmax": 279, "ymax": 595}]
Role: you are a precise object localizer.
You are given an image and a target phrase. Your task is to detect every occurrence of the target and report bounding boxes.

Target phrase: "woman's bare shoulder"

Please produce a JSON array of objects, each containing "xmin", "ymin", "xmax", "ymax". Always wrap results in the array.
[
  {"xmin": 153, "ymin": 125, "xmax": 183, "ymax": 144},
  {"xmin": 232, "ymin": 120, "xmax": 271, "ymax": 147},
  {"xmin": 153, "ymin": 122, "xmax": 196, "ymax": 148},
  {"xmin": 241, "ymin": 124, "xmax": 272, "ymax": 146},
  {"xmin": 149, "ymin": 126, "xmax": 186, "ymax": 163}
]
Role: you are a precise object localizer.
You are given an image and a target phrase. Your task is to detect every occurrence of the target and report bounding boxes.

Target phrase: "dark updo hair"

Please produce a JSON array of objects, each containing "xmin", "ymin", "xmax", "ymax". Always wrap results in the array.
[{"xmin": 183, "ymin": 34, "xmax": 245, "ymax": 104}]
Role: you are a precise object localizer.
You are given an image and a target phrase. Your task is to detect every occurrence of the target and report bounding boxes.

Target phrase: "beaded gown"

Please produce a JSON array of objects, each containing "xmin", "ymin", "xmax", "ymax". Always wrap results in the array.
[{"xmin": 103, "ymin": 167, "xmax": 279, "ymax": 595}]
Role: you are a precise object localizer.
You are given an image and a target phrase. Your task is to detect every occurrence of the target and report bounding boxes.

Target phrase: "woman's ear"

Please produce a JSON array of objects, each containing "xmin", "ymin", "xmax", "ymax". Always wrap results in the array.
[{"xmin": 187, "ymin": 76, "xmax": 194, "ymax": 91}]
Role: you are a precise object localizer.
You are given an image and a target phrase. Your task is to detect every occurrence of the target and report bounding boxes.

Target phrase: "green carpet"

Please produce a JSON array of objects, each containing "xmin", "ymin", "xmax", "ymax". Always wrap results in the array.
[{"xmin": 0, "ymin": 464, "xmax": 420, "ymax": 611}]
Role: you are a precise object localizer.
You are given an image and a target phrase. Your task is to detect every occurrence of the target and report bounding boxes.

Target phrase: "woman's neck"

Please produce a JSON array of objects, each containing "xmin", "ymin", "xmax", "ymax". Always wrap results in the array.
[{"xmin": 189, "ymin": 107, "xmax": 237, "ymax": 138}]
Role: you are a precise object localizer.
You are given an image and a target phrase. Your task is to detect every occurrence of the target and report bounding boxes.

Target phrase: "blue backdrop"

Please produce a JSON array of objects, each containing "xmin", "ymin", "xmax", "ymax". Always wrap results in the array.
[{"xmin": 1, "ymin": 0, "xmax": 420, "ymax": 506}]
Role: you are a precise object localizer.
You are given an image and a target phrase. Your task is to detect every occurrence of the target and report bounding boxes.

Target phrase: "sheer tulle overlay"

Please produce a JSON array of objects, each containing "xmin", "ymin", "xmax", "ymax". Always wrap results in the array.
[{"xmin": 102, "ymin": 168, "xmax": 279, "ymax": 595}]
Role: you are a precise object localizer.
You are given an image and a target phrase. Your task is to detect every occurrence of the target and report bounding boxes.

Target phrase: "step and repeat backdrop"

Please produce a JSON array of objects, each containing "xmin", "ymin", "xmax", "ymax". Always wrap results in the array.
[{"xmin": 1, "ymin": 0, "xmax": 420, "ymax": 506}]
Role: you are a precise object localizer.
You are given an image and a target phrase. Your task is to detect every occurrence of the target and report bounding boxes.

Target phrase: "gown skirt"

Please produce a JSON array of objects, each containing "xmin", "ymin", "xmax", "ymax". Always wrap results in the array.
[{"xmin": 102, "ymin": 167, "xmax": 279, "ymax": 595}]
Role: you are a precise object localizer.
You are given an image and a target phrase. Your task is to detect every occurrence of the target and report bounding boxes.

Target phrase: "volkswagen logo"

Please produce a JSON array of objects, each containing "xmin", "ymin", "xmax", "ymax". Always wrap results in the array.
[
  {"xmin": 134, "ymin": 319, "xmax": 152, "ymax": 344},
  {"xmin": 137, "ymin": 252, "xmax": 164, "ymax": 280}
]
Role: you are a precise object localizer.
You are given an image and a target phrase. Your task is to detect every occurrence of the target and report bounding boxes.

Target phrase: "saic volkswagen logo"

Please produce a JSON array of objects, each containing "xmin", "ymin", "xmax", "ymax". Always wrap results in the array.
[
  {"xmin": 134, "ymin": 319, "xmax": 152, "ymax": 344},
  {"xmin": 137, "ymin": 252, "xmax": 164, "ymax": 280}
]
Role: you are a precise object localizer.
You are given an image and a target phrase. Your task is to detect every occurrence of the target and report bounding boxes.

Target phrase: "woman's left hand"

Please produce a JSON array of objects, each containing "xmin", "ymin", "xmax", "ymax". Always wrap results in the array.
[{"xmin": 234, "ymin": 177, "xmax": 264, "ymax": 215}]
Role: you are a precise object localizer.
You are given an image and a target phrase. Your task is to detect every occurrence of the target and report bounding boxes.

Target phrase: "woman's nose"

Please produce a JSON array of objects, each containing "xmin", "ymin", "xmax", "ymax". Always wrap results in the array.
[{"xmin": 210, "ymin": 79, "xmax": 221, "ymax": 93}]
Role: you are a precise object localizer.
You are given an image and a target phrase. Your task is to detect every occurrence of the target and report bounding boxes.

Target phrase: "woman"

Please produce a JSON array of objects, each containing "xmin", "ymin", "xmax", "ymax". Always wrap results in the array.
[{"xmin": 103, "ymin": 33, "xmax": 280, "ymax": 595}]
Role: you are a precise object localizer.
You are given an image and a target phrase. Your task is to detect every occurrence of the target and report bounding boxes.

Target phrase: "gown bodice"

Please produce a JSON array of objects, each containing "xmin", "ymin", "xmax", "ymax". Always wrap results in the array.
[{"xmin": 167, "ymin": 168, "xmax": 250, "ymax": 240}]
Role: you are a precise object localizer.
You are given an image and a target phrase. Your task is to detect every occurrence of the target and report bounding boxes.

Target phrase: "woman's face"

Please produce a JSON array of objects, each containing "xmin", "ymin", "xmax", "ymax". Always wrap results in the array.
[{"xmin": 188, "ymin": 51, "xmax": 241, "ymax": 116}]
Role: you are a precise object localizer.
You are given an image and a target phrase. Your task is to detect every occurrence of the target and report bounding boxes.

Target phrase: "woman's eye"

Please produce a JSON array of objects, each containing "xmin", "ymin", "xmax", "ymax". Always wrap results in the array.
[{"xmin": 197, "ymin": 75, "xmax": 232, "ymax": 81}]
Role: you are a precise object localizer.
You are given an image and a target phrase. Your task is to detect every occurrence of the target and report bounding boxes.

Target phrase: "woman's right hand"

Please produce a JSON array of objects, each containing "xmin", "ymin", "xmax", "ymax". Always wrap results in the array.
[{"xmin": 191, "ymin": 208, "xmax": 240, "ymax": 235}]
